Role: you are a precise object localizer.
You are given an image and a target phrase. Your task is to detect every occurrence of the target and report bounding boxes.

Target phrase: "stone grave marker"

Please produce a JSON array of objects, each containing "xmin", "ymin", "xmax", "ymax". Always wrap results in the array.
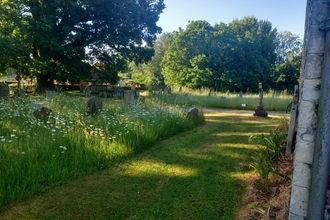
[
  {"xmin": 187, "ymin": 107, "xmax": 199, "ymax": 120},
  {"xmin": 86, "ymin": 96, "xmax": 102, "ymax": 116},
  {"xmin": 15, "ymin": 88, "xmax": 26, "ymax": 97},
  {"xmin": 164, "ymin": 87, "xmax": 168, "ymax": 94},
  {"xmin": 0, "ymin": 82, "xmax": 10, "ymax": 99},
  {"xmin": 79, "ymin": 84, "xmax": 85, "ymax": 92},
  {"xmin": 85, "ymin": 86, "xmax": 91, "ymax": 97}
]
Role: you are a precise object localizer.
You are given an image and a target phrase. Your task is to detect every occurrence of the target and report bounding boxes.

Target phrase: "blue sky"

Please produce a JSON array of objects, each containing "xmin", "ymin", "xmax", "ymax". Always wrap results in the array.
[{"xmin": 157, "ymin": 0, "xmax": 306, "ymax": 39}]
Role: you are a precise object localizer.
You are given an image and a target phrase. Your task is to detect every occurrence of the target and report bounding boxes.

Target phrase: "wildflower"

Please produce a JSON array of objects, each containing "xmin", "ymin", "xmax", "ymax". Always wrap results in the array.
[
  {"xmin": 8, "ymin": 140, "xmax": 12, "ymax": 143},
  {"xmin": 21, "ymin": 152, "xmax": 25, "ymax": 154},
  {"xmin": 52, "ymin": 155, "xmax": 55, "ymax": 157},
  {"xmin": 11, "ymin": 134, "xmax": 15, "ymax": 137},
  {"xmin": 59, "ymin": 146, "xmax": 67, "ymax": 150}
]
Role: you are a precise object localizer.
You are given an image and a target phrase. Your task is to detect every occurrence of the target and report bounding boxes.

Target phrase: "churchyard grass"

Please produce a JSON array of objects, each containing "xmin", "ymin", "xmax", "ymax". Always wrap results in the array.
[
  {"xmin": 152, "ymin": 92, "xmax": 291, "ymax": 112},
  {"xmin": 0, "ymin": 94, "xmax": 203, "ymax": 210},
  {"xmin": 0, "ymin": 109, "xmax": 282, "ymax": 220}
]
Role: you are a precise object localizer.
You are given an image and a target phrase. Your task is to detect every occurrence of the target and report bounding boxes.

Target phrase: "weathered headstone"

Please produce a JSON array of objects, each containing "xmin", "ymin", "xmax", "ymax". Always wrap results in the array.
[
  {"xmin": 125, "ymin": 90, "xmax": 135, "ymax": 105},
  {"xmin": 33, "ymin": 106, "xmax": 53, "ymax": 119},
  {"xmin": 90, "ymin": 85, "xmax": 97, "ymax": 94},
  {"xmin": 164, "ymin": 87, "xmax": 168, "ymax": 94},
  {"xmin": 135, "ymin": 90, "xmax": 140, "ymax": 98},
  {"xmin": 87, "ymin": 96, "xmax": 102, "ymax": 116},
  {"xmin": 239, "ymin": 91, "xmax": 243, "ymax": 98},
  {"xmin": 79, "ymin": 84, "xmax": 85, "ymax": 92},
  {"xmin": 85, "ymin": 86, "xmax": 91, "ymax": 98},
  {"xmin": 187, "ymin": 107, "xmax": 199, "ymax": 120},
  {"xmin": 14, "ymin": 88, "xmax": 26, "ymax": 97},
  {"xmin": 159, "ymin": 88, "xmax": 163, "ymax": 95},
  {"xmin": 0, "ymin": 82, "xmax": 10, "ymax": 99}
]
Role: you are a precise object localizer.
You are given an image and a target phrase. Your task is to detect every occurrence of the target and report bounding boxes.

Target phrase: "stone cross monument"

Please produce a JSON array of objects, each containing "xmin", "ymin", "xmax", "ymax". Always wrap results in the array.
[{"xmin": 253, "ymin": 82, "xmax": 268, "ymax": 117}]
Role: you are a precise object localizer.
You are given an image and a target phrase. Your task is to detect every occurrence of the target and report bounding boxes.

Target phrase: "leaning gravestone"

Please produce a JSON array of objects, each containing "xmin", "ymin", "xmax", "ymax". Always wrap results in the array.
[
  {"xmin": 187, "ymin": 107, "xmax": 199, "ymax": 120},
  {"xmin": 0, "ymin": 82, "xmax": 10, "ymax": 99},
  {"xmin": 86, "ymin": 96, "xmax": 102, "ymax": 116}
]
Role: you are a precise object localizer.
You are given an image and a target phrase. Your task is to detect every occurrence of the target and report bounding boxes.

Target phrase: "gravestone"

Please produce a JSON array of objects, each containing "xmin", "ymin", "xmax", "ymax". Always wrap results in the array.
[
  {"xmin": 14, "ymin": 88, "xmax": 26, "ymax": 97},
  {"xmin": 0, "ymin": 82, "xmax": 10, "ymax": 99},
  {"xmin": 90, "ymin": 85, "xmax": 97, "ymax": 94},
  {"xmin": 187, "ymin": 107, "xmax": 199, "ymax": 120},
  {"xmin": 86, "ymin": 96, "xmax": 102, "ymax": 116},
  {"xmin": 135, "ymin": 90, "xmax": 140, "ymax": 98},
  {"xmin": 168, "ymin": 87, "xmax": 171, "ymax": 94},
  {"xmin": 164, "ymin": 87, "xmax": 168, "ymax": 94},
  {"xmin": 33, "ymin": 106, "xmax": 53, "ymax": 119},
  {"xmin": 125, "ymin": 90, "xmax": 135, "ymax": 105},
  {"xmin": 79, "ymin": 84, "xmax": 85, "ymax": 92},
  {"xmin": 239, "ymin": 91, "xmax": 243, "ymax": 98},
  {"xmin": 85, "ymin": 86, "xmax": 91, "ymax": 98}
]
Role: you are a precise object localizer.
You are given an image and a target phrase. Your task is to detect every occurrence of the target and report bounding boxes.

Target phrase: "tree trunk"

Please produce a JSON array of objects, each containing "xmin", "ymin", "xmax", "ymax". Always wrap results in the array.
[
  {"xmin": 15, "ymin": 74, "xmax": 22, "ymax": 89},
  {"xmin": 36, "ymin": 72, "xmax": 55, "ymax": 93}
]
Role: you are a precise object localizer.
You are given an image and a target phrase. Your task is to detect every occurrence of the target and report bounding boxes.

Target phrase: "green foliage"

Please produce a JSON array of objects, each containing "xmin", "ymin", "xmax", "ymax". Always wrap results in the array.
[
  {"xmin": 161, "ymin": 17, "xmax": 277, "ymax": 92},
  {"xmin": 268, "ymin": 31, "xmax": 302, "ymax": 91},
  {"xmin": 0, "ymin": 0, "xmax": 165, "ymax": 91},
  {"xmin": 0, "ymin": 94, "xmax": 203, "ymax": 209},
  {"xmin": 151, "ymin": 88, "xmax": 292, "ymax": 111},
  {"xmin": 248, "ymin": 117, "xmax": 289, "ymax": 181},
  {"xmin": 0, "ymin": 104, "xmax": 278, "ymax": 219}
]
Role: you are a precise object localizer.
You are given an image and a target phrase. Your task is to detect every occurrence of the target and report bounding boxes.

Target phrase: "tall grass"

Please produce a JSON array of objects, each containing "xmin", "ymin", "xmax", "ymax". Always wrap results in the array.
[
  {"xmin": 0, "ymin": 94, "xmax": 204, "ymax": 210},
  {"xmin": 150, "ymin": 88, "xmax": 292, "ymax": 111}
]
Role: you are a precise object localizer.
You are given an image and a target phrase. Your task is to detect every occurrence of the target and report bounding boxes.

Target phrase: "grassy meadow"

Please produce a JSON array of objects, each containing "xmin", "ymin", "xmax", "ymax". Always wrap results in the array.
[
  {"xmin": 0, "ymin": 90, "xmax": 291, "ymax": 219},
  {"xmin": 0, "ymin": 108, "xmax": 284, "ymax": 220},
  {"xmin": 0, "ymin": 93, "xmax": 203, "ymax": 210},
  {"xmin": 151, "ymin": 87, "xmax": 293, "ymax": 112}
]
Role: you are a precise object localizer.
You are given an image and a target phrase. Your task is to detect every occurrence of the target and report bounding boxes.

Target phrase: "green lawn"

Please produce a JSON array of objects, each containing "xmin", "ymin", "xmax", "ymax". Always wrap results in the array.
[{"xmin": 0, "ymin": 111, "xmax": 281, "ymax": 220}]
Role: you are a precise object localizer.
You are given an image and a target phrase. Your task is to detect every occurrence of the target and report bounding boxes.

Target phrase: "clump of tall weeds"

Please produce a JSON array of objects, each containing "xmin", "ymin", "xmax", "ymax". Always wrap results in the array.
[{"xmin": 248, "ymin": 117, "xmax": 289, "ymax": 182}]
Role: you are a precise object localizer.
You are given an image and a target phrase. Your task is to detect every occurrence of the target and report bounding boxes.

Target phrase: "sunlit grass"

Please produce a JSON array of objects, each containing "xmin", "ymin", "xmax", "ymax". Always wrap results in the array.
[
  {"xmin": 0, "ymin": 93, "xmax": 204, "ymax": 209},
  {"xmin": 151, "ymin": 87, "xmax": 292, "ymax": 111},
  {"xmin": 0, "ymin": 111, "xmax": 283, "ymax": 220}
]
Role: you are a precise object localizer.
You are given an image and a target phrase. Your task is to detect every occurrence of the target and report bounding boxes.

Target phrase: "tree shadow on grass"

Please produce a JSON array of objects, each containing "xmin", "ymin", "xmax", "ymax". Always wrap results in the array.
[{"xmin": 0, "ymin": 112, "xmax": 277, "ymax": 220}]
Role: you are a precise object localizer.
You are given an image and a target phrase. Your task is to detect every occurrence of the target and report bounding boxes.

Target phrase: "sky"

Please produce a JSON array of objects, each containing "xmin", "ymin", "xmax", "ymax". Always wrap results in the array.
[{"xmin": 157, "ymin": 0, "xmax": 307, "ymax": 39}]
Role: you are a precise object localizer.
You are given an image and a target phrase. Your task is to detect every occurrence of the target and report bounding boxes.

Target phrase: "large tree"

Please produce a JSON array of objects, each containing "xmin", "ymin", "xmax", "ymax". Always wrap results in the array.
[
  {"xmin": 267, "ymin": 31, "xmax": 302, "ymax": 91},
  {"xmin": 161, "ymin": 17, "xmax": 277, "ymax": 92},
  {"xmin": 145, "ymin": 32, "xmax": 173, "ymax": 86},
  {"xmin": 0, "ymin": 0, "xmax": 164, "ymax": 92}
]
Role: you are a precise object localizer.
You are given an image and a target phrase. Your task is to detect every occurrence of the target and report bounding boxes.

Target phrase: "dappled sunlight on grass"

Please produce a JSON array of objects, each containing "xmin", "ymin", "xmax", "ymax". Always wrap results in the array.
[
  {"xmin": 119, "ymin": 159, "xmax": 200, "ymax": 177},
  {"xmin": 0, "ymin": 101, "xmax": 285, "ymax": 220}
]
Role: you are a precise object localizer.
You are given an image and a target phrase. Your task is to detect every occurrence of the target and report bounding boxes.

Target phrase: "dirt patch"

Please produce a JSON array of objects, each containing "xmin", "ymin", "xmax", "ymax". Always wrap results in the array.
[{"xmin": 235, "ymin": 155, "xmax": 293, "ymax": 220}]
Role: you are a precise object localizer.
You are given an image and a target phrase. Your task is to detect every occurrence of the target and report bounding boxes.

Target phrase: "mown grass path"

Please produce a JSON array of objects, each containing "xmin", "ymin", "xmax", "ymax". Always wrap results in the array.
[{"xmin": 0, "ymin": 111, "xmax": 280, "ymax": 220}]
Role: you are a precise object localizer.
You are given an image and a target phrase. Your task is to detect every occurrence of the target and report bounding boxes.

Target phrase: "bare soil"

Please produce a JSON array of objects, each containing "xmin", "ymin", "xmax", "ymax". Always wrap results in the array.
[{"xmin": 235, "ymin": 155, "xmax": 294, "ymax": 220}]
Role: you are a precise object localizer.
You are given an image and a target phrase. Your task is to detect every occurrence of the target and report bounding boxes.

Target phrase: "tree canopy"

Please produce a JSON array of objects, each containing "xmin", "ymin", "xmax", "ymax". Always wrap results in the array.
[
  {"xmin": 161, "ymin": 17, "xmax": 278, "ymax": 92},
  {"xmin": 0, "ymin": 0, "xmax": 165, "ymax": 92}
]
